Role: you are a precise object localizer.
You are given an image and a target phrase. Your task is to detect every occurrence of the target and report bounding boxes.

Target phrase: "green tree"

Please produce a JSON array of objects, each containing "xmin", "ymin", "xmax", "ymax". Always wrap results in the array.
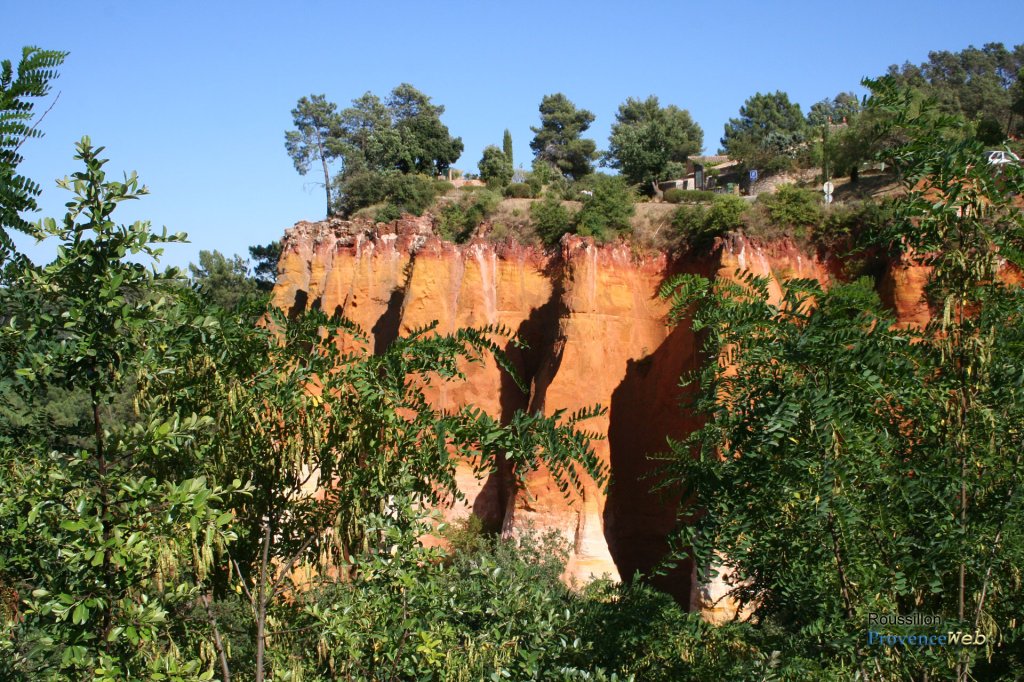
[
  {"xmin": 247, "ymin": 240, "xmax": 281, "ymax": 292},
  {"xmin": 530, "ymin": 194, "xmax": 574, "ymax": 246},
  {"xmin": 478, "ymin": 144, "xmax": 512, "ymax": 187},
  {"xmin": 885, "ymin": 42, "xmax": 1024, "ymax": 138},
  {"xmin": 337, "ymin": 91, "xmax": 394, "ymax": 172},
  {"xmin": 503, "ymin": 128, "xmax": 513, "ymax": 167},
  {"xmin": 604, "ymin": 95, "xmax": 704, "ymax": 196},
  {"xmin": 806, "ymin": 91, "xmax": 861, "ymax": 127},
  {"xmin": 661, "ymin": 79, "xmax": 1024, "ymax": 680},
  {"xmin": 0, "ymin": 47, "xmax": 66, "ymax": 271},
  {"xmin": 530, "ymin": 93, "xmax": 597, "ymax": 180},
  {"xmin": 388, "ymin": 84, "xmax": 463, "ymax": 175},
  {"xmin": 142, "ymin": 299, "xmax": 608, "ymax": 680},
  {"xmin": 284, "ymin": 94, "xmax": 344, "ymax": 216},
  {"xmin": 332, "ymin": 85, "xmax": 463, "ymax": 215},
  {"xmin": 575, "ymin": 174, "xmax": 635, "ymax": 242},
  {"xmin": 721, "ymin": 91, "xmax": 808, "ymax": 173},
  {"xmin": 189, "ymin": 249, "xmax": 260, "ymax": 310},
  {"xmin": 1, "ymin": 138, "xmax": 238, "ymax": 679}
]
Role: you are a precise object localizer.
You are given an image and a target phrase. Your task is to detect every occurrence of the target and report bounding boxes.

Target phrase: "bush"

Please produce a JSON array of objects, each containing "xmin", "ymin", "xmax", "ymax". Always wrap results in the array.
[
  {"xmin": 758, "ymin": 183, "xmax": 821, "ymax": 227},
  {"xmin": 672, "ymin": 194, "xmax": 749, "ymax": 247},
  {"xmin": 433, "ymin": 179, "xmax": 455, "ymax": 195},
  {"xmin": 663, "ymin": 188, "xmax": 717, "ymax": 204},
  {"xmin": 504, "ymin": 182, "xmax": 534, "ymax": 199},
  {"xmin": 385, "ymin": 173, "xmax": 442, "ymax": 216},
  {"xmin": 530, "ymin": 194, "xmax": 574, "ymax": 246},
  {"xmin": 335, "ymin": 171, "xmax": 444, "ymax": 217},
  {"xmin": 334, "ymin": 170, "xmax": 389, "ymax": 215},
  {"xmin": 436, "ymin": 189, "xmax": 502, "ymax": 243},
  {"xmin": 374, "ymin": 202, "xmax": 402, "ymax": 223},
  {"xmin": 575, "ymin": 174, "xmax": 635, "ymax": 242},
  {"xmin": 706, "ymin": 194, "xmax": 748, "ymax": 232}
]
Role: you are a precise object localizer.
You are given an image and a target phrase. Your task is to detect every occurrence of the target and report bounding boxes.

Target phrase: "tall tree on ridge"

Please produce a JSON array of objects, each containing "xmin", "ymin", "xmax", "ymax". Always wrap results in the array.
[
  {"xmin": 284, "ymin": 94, "xmax": 344, "ymax": 216},
  {"xmin": 530, "ymin": 93, "xmax": 597, "ymax": 180}
]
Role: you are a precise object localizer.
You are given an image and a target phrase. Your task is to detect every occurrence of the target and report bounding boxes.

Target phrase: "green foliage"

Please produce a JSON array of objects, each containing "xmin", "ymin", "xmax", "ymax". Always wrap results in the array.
[
  {"xmin": 503, "ymin": 128, "xmax": 514, "ymax": 167},
  {"xmin": 478, "ymin": 144, "xmax": 513, "ymax": 188},
  {"xmin": 721, "ymin": 91, "xmax": 808, "ymax": 173},
  {"xmin": 663, "ymin": 188, "xmax": 717, "ymax": 204},
  {"xmin": 530, "ymin": 194, "xmax": 575, "ymax": 246},
  {"xmin": 671, "ymin": 194, "xmax": 748, "ymax": 247},
  {"xmin": 383, "ymin": 172, "xmax": 441, "ymax": 216},
  {"xmin": 284, "ymin": 94, "xmax": 344, "ymax": 216},
  {"xmin": 299, "ymin": 518, "xmax": 755, "ymax": 682},
  {"xmin": 437, "ymin": 188, "xmax": 502, "ymax": 242},
  {"xmin": 189, "ymin": 250, "xmax": 261, "ymax": 310},
  {"xmin": 247, "ymin": 240, "xmax": 281, "ymax": 292},
  {"xmin": 1, "ymin": 138, "xmax": 238, "ymax": 679},
  {"xmin": 807, "ymin": 91, "xmax": 861, "ymax": 127},
  {"xmin": 575, "ymin": 174, "xmax": 635, "ymax": 242},
  {"xmin": 386, "ymin": 83, "xmax": 464, "ymax": 176},
  {"xmin": 757, "ymin": 183, "xmax": 822, "ymax": 227},
  {"xmin": 530, "ymin": 93, "xmax": 598, "ymax": 180},
  {"xmin": 335, "ymin": 170, "xmax": 442, "ymax": 218},
  {"xmin": 504, "ymin": 182, "xmax": 535, "ymax": 198},
  {"xmin": 883, "ymin": 42, "xmax": 1024, "ymax": 138},
  {"xmin": 659, "ymin": 78, "xmax": 1024, "ymax": 680},
  {"xmin": 0, "ymin": 47, "xmax": 66, "ymax": 270},
  {"xmin": 316, "ymin": 85, "xmax": 463, "ymax": 216},
  {"xmin": 603, "ymin": 95, "xmax": 703, "ymax": 195}
]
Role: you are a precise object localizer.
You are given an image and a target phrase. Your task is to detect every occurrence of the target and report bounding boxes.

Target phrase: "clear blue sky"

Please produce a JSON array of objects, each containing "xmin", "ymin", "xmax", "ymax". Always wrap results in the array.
[{"xmin": 4, "ymin": 0, "xmax": 1023, "ymax": 269}]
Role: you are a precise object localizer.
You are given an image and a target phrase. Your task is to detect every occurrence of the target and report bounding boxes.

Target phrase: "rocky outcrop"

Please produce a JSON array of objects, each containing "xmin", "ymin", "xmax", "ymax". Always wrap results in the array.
[{"xmin": 272, "ymin": 216, "xmax": 919, "ymax": 611}]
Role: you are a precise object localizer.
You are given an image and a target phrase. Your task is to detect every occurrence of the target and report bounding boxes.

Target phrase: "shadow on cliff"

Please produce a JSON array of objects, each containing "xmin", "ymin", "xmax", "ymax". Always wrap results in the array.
[
  {"xmin": 472, "ymin": 258, "xmax": 568, "ymax": 533},
  {"xmin": 604, "ymin": 256, "xmax": 715, "ymax": 606},
  {"xmin": 369, "ymin": 256, "xmax": 417, "ymax": 354}
]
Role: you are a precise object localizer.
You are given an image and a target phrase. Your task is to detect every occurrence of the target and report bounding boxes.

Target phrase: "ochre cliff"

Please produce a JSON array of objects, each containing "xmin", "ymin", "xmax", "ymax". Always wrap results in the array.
[{"xmin": 272, "ymin": 216, "xmax": 927, "ymax": 612}]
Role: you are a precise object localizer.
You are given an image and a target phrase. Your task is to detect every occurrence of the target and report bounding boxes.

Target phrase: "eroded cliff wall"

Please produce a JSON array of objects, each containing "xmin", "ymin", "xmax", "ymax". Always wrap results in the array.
[{"xmin": 272, "ymin": 216, "xmax": 922, "ymax": 608}]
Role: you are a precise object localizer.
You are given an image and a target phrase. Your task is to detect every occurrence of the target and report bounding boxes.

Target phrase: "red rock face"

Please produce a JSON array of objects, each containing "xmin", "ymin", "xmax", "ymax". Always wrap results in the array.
[{"xmin": 272, "ymin": 217, "xmax": 931, "ymax": 611}]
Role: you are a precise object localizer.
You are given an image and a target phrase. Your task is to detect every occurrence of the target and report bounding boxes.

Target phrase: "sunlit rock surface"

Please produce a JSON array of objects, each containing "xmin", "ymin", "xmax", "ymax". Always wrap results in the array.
[{"xmin": 273, "ymin": 215, "xmax": 929, "ymax": 615}]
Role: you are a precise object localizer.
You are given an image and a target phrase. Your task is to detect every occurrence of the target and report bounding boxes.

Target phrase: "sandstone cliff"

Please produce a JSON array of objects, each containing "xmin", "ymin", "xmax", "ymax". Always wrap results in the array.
[{"xmin": 272, "ymin": 215, "xmax": 929, "ymax": 613}]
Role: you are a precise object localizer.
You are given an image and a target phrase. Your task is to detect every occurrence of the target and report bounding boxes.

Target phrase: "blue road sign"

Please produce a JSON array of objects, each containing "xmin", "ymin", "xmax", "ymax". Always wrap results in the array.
[{"xmin": 749, "ymin": 169, "xmax": 758, "ymax": 182}]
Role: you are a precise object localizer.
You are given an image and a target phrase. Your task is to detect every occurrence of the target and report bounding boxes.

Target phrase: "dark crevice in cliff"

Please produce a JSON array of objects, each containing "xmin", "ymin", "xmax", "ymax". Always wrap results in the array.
[
  {"xmin": 287, "ymin": 290, "xmax": 309, "ymax": 319},
  {"xmin": 371, "ymin": 256, "xmax": 416, "ymax": 354},
  {"xmin": 604, "ymin": 256, "xmax": 717, "ymax": 606},
  {"xmin": 477, "ymin": 259, "xmax": 567, "ymax": 533},
  {"xmin": 522, "ymin": 260, "xmax": 569, "ymax": 417}
]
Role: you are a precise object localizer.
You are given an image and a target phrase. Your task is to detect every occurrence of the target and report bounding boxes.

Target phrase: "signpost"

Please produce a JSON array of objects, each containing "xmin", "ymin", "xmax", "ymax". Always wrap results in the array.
[{"xmin": 823, "ymin": 180, "xmax": 834, "ymax": 205}]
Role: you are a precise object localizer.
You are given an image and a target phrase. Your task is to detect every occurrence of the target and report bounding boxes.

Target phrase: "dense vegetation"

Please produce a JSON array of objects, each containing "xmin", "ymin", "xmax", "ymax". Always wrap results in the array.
[
  {"xmin": 660, "ymin": 79, "xmax": 1024, "ymax": 680},
  {"xmin": 5, "ymin": 41, "xmax": 1024, "ymax": 681}
]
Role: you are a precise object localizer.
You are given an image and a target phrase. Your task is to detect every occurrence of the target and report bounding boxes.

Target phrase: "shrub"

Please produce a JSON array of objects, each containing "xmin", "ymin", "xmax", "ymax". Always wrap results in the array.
[
  {"xmin": 758, "ymin": 183, "xmax": 821, "ymax": 227},
  {"xmin": 504, "ymin": 182, "xmax": 534, "ymax": 199},
  {"xmin": 433, "ymin": 179, "xmax": 455, "ymax": 195},
  {"xmin": 335, "ymin": 171, "xmax": 444, "ymax": 217},
  {"xmin": 436, "ymin": 189, "xmax": 501, "ymax": 243},
  {"xmin": 334, "ymin": 170, "xmax": 389, "ymax": 215},
  {"xmin": 663, "ymin": 188, "xmax": 717, "ymax": 204},
  {"xmin": 672, "ymin": 194, "xmax": 749, "ymax": 247},
  {"xmin": 530, "ymin": 194, "xmax": 574, "ymax": 246},
  {"xmin": 575, "ymin": 174, "xmax": 635, "ymax": 242},
  {"xmin": 374, "ymin": 202, "xmax": 402, "ymax": 223},
  {"xmin": 706, "ymin": 194, "xmax": 748, "ymax": 232},
  {"xmin": 385, "ymin": 173, "xmax": 442, "ymax": 216}
]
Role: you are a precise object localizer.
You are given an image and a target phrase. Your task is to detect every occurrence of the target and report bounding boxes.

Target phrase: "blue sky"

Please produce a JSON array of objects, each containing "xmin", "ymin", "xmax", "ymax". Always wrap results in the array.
[{"xmin": 4, "ymin": 0, "xmax": 1023, "ymax": 269}]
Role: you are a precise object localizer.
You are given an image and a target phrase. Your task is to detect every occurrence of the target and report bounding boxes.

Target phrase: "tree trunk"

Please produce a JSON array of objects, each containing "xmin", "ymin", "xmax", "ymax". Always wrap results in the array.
[
  {"xmin": 321, "ymin": 153, "xmax": 332, "ymax": 217},
  {"xmin": 202, "ymin": 592, "xmax": 232, "ymax": 682},
  {"xmin": 254, "ymin": 524, "xmax": 272, "ymax": 682}
]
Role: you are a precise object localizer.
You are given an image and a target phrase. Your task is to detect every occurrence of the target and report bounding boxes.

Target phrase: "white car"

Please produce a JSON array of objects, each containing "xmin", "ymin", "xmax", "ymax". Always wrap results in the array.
[{"xmin": 986, "ymin": 150, "xmax": 1021, "ymax": 166}]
